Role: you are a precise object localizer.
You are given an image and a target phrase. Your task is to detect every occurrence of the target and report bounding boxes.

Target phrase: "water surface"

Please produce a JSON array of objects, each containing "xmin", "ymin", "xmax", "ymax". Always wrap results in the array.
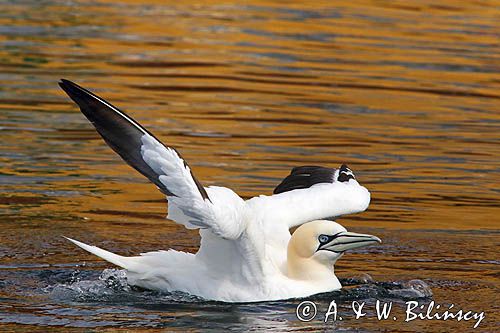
[{"xmin": 0, "ymin": 1, "xmax": 498, "ymax": 332}]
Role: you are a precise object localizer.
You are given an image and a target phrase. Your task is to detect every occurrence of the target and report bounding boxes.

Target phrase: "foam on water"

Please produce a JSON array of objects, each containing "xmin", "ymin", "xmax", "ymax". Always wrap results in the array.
[
  {"xmin": 45, "ymin": 269, "xmax": 432, "ymax": 305},
  {"xmin": 47, "ymin": 269, "xmax": 205, "ymax": 304}
]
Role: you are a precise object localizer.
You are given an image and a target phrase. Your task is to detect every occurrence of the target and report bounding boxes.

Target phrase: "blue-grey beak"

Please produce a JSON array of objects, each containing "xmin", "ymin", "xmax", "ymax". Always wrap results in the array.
[{"xmin": 319, "ymin": 231, "xmax": 381, "ymax": 253}]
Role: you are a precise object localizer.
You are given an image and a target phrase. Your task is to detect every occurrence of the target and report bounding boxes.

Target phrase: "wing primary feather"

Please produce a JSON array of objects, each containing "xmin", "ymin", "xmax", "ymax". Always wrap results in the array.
[
  {"xmin": 58, "ymin": 79, "xmax": 210, "ymax": 201},
  {"xmin": 273, "ymin": 165, "xmax": 336, "ymax": 194},
  {"xmin": 337, "ymin": 164, "xmax": 355, "ymax": 182}
]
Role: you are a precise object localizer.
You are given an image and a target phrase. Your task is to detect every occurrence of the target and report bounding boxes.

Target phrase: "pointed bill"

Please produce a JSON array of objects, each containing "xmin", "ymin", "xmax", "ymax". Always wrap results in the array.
[{"xmin": 319, "ymin": 231, "xmax": 381, "ymax": 253}]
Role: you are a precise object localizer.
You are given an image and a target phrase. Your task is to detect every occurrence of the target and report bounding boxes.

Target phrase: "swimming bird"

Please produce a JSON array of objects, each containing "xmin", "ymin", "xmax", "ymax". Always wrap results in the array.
[{"xmin": 58, "ymin": 79, "xmax": 380, "ymax": 302}]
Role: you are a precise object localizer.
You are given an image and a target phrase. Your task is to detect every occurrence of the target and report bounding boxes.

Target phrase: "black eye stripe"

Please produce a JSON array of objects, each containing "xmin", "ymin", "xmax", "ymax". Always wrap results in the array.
[
  {"xmin": 328, "ymin": 231, "xmax": 344, "ymax": 241},
  {"xmin": 317, "ymin": 231, "xmax": 344, "ymax": 251}
]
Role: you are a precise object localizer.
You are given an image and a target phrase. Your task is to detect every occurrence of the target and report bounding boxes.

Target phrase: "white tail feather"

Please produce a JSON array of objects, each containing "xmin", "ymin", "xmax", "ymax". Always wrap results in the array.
[{"xmin": 64, "ymin": 237, "xmax": 134, "ymax": 270}]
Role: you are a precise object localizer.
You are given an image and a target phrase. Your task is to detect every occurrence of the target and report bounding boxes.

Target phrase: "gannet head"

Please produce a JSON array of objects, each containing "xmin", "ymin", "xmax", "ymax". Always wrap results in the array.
[{"xmin": 287, "ymin": 220, "xmax": 381, "ymax": 281}]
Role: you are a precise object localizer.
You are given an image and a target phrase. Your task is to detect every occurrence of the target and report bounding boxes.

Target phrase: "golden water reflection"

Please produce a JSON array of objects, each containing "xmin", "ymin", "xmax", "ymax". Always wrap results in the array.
[{"xmin": 0, "ymin": 1, "xmax": 498, "ymax": 331}]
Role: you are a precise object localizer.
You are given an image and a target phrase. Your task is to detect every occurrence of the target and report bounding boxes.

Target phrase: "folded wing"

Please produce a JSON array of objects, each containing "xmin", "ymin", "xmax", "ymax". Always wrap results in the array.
[{"xmin": 59, "ymin": 79, "xmax": 246, "ymax": 239}]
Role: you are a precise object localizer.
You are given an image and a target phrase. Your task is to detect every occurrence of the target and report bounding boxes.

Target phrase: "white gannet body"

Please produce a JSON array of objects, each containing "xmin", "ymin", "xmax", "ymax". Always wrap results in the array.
[
  {"xmin": 66, "ymin": 220, "xmax": 379, "ymax": 302},
  {"xmin": 59, "ymin": 79, "xmax": 380, "ymax": 302}
]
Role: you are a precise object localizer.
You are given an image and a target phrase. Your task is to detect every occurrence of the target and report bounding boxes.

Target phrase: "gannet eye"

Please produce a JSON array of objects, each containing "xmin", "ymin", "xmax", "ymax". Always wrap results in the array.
[{"xmin": 318, "ymin": 234, "xmax": 329, "ymax": 243}]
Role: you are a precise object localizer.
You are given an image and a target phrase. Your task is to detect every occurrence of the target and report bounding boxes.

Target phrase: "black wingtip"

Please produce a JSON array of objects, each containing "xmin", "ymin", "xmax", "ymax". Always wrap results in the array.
[
  {"xmin": 59, "ymin": 79, "xmax": 87, "ymax": 104},
  {"xmin": 58, "ymin": 79, "xmax": 124, "ymax": 122},
  {"xmin": 58, "ymin": 79, "xmax": 70, "ymax": 93},
  {"xmin": 58, "ymin": 78, "xmax": 79, "ymax": 92},
  {"xmin": 338, "ymin": 164, "xmax": 355, "ymax": 182},
  {"xmin": 59, "ymin": 78, "xmax": 80, "ymax": 87},
  {"xmin": 340, "ymin": 164, "xmax": 350, "ymax": 173},
  {"xmin": 59, "ymin": 79, "xmax": 96, "ymax": 105}
]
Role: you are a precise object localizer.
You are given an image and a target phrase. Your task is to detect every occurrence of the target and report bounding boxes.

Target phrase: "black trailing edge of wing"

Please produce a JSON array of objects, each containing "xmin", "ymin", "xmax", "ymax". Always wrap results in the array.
[{"xmin": 58, "ymin": 79, "xmax": 210, "ymax": 201}]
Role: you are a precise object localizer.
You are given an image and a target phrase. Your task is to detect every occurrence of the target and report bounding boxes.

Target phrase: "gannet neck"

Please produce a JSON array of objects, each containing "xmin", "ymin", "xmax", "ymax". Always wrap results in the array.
[
  {"xmin": 286, "ymin": 220, "xmax": 341, "ymax": 282},
  {"xmin": 287, "ymin": 249, "xmax": 337, "ymax": 281}
]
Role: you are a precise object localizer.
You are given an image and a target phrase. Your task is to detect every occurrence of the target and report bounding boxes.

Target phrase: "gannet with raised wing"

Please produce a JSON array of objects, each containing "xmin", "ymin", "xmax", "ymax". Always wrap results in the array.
[{"xmin": 59, "ymin": 79, "xmax": 380, "ymax": 302}]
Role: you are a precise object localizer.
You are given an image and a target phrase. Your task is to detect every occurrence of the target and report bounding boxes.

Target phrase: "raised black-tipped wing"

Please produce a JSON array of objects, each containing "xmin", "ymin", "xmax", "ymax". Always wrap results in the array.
[
  {"xmin": 59, "ymin": 79, "xmax": 248, "ymax": 238},
  {"xmin": 273, "ymin": 164, "xmax": 355, "ymax": 194},
  {"xmin": 58, "ymin": 79, "xmax": 208, "ymax": 200}
]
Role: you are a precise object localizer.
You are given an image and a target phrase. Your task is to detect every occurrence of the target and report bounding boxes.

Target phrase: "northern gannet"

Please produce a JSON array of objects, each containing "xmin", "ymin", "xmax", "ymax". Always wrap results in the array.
[{"xmin": 58, "ymin": 79, "xmax": 381, "ymax": 302}]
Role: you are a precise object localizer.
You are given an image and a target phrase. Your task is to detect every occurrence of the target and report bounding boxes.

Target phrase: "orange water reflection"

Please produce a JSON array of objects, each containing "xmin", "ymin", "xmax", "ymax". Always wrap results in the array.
[{"xmin": 0, "ymin": 1, "xmax": 498, "ymax": 331}]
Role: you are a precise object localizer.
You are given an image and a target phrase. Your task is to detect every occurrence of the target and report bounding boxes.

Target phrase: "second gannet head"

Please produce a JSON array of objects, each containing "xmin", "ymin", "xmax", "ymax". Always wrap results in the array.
[{"xmin": 287, "ymin": 220, "xmax": 381, "ymax": 282}]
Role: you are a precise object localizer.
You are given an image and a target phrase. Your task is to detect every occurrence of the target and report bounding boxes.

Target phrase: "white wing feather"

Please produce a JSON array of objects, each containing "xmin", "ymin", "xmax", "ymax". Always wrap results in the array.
[
  {"xmin": 141, "ymin": 134, "xmax": 247, "ymax": 239},
  {"xmin": 247, "ymin": 179, "xmax": 371, "ymax": 229}
]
